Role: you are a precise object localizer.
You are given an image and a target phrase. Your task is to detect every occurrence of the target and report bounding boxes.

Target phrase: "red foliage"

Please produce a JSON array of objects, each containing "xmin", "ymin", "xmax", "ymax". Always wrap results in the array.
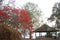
[
  {"xmin": 12, "ymin": 9, "xmax": 34, "ymax": 33},
  {"xmin": 12, "ymin": 9, "xmax": 20, "ymax": 14},
  {"xmin": 0, "ymin": 6, "xmax": 34, "ymax": 34},
  {"xmin": 0, "ymin": 10, "xmax": 10, "ymax": 19},
  {"xmin": 20, "ymin": 10, "xmax": 34, "ymax": 33},
  {"xmin": 20, "ymin": 10, "xmax": 31, "ymax": 23}
]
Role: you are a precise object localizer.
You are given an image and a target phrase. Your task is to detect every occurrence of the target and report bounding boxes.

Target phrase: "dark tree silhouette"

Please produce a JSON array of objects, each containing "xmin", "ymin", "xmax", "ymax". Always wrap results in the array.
[{"xmin": 48, "ymin": 3, "xmax": 60, "ymax": 29}]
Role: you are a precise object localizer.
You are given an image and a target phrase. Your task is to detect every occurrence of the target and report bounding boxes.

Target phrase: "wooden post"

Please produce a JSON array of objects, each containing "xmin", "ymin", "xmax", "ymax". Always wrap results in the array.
[{"xmin": 29, "ymin": 33, "xmax": 32, "ymax": 40}]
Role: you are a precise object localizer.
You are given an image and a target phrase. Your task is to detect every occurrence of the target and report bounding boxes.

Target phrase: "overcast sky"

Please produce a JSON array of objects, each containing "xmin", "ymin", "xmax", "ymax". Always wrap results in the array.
[
  {"xmin": 4, "ymin": 0, "xmax": 60, "ymax": 27},
  {"xmin": 14, "ymin": 0, "xmax": 59, "ymax": 17},
  {"xmin": 5, "ymin": 0, "xmax": 60, "ymax": 17},
  {"xmin": 13, "ymin": 0, "xmax": 60, "ymax": 27},
  {"xmin": 15, "ymin": 1, "xmax": 59, "ymax": 20}
]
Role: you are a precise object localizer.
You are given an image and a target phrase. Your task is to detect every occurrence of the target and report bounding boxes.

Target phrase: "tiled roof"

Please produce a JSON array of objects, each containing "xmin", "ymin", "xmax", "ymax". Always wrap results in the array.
[{"xmin": 35, "ymin": 24, "xmax": 57, "ymax": 32}]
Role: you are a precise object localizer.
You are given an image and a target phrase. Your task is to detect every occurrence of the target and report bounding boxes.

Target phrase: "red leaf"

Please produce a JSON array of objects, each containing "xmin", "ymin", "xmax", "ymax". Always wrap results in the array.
[
  {"xmin": 20, "ymin": 9, "xmax": 34, "ymax": 33},
  {"xmin": 0, "ymin": 10, "xmax": 10, "ymax": 19}
]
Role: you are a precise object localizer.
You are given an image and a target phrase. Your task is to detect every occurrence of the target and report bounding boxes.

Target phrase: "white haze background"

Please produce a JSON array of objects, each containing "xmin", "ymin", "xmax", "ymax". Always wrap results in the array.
[{"xmin": 3, "ymin": 0, "xmax": 60, "ymax": 27}]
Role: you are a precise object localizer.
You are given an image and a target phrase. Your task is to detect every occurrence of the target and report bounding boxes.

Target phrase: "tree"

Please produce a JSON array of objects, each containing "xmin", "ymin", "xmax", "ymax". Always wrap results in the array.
[
  {"xmin": 0, "ymin": 1, "xmax": 34, "ymax": 34},
  {"xmin": 0, "ymin": 22, "xmax": 22, "ymax": 40},
  {"xmin": 0, "ymin": 7, "xmax": 32, "ymax": 34},
  {"xmin": 48, "ymin": 3, "xmax": 60, "ymax": 29},
  {"xmin": 0, "ymin": 1, "xmax": 42, "ymax": 35},
  {"xmin": 23, "ymin": 2, "xmax": 41, "ymax": 30}
]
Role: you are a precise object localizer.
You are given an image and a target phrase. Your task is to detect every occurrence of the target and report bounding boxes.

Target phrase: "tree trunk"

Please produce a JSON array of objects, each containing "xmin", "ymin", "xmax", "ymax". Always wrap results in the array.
[{"xmin": 29, "ymin": 33, "xmax": 32, "ymax": 40}]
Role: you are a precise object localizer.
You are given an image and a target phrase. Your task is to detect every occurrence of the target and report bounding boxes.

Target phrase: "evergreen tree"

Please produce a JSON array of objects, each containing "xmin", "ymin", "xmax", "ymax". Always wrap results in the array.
[{"xmin": 48, "ymin": 3, "xmax": 60, "ymax": 29}]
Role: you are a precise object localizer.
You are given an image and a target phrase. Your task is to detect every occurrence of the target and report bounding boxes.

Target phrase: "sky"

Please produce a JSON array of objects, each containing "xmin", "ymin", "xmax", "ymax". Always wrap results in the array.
[
  {"xmin": 4, "ymin": 0, "xmax": 60, "ymax": 18},
  {"xmin": 14, "ymin": 0, "xmax": 59, "ymax": 17},
  {"xmin": 4, "ymin": 0, "xmax": 60, "ymax": 27},
  {"xmin": 14, "ymin": 0, "xmax": 60, "ymax": 27}
]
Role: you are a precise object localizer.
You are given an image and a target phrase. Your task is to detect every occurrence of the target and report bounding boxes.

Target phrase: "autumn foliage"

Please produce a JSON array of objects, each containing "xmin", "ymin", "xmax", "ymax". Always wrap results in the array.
[
  {"xmin": 0, "ymin": 6, "xmax": 34, "ymax": 34},
  {"xmin": 0, "ymin": 10, "xmax": 10, "ymax": 19}
]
